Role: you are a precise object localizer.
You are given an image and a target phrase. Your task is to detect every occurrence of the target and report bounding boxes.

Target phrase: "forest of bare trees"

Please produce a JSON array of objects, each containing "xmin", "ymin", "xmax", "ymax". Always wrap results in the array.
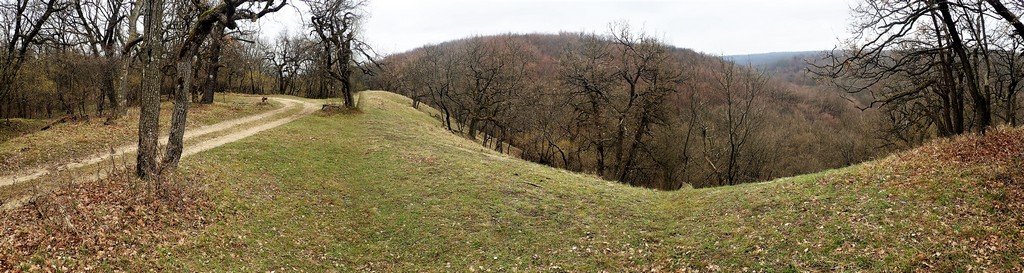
[
  {"xmin": 374, "ymin": 30, "xmax": 880, "ymax": 189},
  {"xmin": 816, "ymin": 0, "xmax": 1024, "ymax": 147}
]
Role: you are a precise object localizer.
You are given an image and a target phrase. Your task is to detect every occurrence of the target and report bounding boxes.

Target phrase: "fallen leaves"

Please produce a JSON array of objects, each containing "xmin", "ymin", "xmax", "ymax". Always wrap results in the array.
[{"xmin": 0, "ymin": 170, "xmax": 211, "ymax": 271}]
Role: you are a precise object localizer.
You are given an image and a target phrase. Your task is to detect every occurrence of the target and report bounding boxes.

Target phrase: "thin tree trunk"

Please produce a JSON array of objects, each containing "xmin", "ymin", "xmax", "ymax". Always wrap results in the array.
[
  {"xmin": 102, "ymin": 56, "xmax": 119, "ymax": 120},
  {"xmin": 340, "ymin": 32, "xmax": 355, "ymax": 108},
  {"xmin": 442, "ymin": 106, "xmax": 453, "ymax": 131},
  {"xmin": 617, "ymin": 116, "xmax": 649, "ymax": 183},
  {"xmin": 467, "ymin": 117, "xmax": 479, "ymax": 139},
  {"xmin": 115, "ymin": 0, "xmax": 143, "ymax": 121},
  {"xmin": 596, "ymin": 143, "xmax": 606, "ymax": 177},
  {"xmin": 162, "ymin": 59, "xmax": 194, "ymax": 170}
]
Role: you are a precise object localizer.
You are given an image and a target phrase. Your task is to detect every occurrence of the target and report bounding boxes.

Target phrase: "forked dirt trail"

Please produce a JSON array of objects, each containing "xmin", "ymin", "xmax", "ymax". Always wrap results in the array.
[{"xmin": 0, "ymin": 97, "xmax": 319, "ymax": 187}]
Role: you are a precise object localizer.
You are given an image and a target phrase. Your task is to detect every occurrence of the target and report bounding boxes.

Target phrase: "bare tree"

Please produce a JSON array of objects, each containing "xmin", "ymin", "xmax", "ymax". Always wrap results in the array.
[
  {"xmin": 198, "ymin": 24, "xmax": 226, "ymax": 104},
  {"xmin": 265, "ymin": 32, "xmax": 302, "ymax": 95},
  {"xmin": 68, "ymin": 0, "xmax": 128, "ymax": 120},
  {"xmin": 455, "ymin": 37, "xmax": 529, "ymax": 139},
  {"xmin": 816, "ymin": 0, "xmax": 1024, "ymax": 143},
  {"xmin": 985, "ymin": 0, "xmax": 1024, "ymax": 38},
  {"xmin": 306, "ymin": 0, "xmax": 375, "ymax": 106},
  {"xmin": 605, "ymin": 24, "xmax": 684, "ymax": 182},
  {"xmin": 421, "ymin": 45, "xmax": 460, "ymax": 131},
  {"xmin": 699, "ymin": 60, "xmax": 768, "ymax": 186},
  {"xmin": 559, "ymin": 25, "xmax": 684, "ymax": 184},
  {"xmin": 0, "ymin": 0, "xmax": 66, "ymax": 118},
  {"xmin": 561, "ymin": 33, "xmax": 615, "ymax": 176},
  {"xmin": 116, "ymin": 0, "xmax": 142, "ymax": 118},
  {"xmin": 159, "ymin": 0, "xmax": 286, "ymax": 171}
]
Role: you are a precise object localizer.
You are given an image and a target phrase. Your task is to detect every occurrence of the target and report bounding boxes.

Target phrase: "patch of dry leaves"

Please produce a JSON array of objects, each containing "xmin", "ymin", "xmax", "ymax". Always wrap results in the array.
[
  {"xmin": 858, "ymin": 127, "xmax": 1024, "ymax": 271},
  {"xmin": 0, "ymin": 171, "xmax": 211, "ymax": 271},
  {"xmin": 917, "ymin": 127, "xmax": 1024, "ymax": 165}
]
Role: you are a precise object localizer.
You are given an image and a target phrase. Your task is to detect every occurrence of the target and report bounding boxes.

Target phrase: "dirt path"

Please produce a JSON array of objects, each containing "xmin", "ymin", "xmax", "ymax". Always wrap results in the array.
[{"xmin": 0, "ymin": 97, "xmax": 319, "ymax": 187}]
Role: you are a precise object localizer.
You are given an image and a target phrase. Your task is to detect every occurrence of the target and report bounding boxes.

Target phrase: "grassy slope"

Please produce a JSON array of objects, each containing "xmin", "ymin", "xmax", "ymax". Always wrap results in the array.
[{"xmin": 159, "ymin": 91, "xmax": 1024, "ymax": 272}]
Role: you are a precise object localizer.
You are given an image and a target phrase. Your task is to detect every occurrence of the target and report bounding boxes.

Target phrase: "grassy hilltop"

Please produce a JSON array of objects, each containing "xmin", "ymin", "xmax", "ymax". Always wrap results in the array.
[
  {"xmin": 3, "ymin": 91, "xmax": 1023, "ymax": 271},
  {"xmin": 169, "ymin": 92, "xmax": 1024, "ymax": 271}
]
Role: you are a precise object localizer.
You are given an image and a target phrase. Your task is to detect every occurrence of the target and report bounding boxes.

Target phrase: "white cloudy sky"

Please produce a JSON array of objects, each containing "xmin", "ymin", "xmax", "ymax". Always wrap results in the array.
[{"xmin": 256, "ymin": 0, "xmax": 857, "ymax": 56}]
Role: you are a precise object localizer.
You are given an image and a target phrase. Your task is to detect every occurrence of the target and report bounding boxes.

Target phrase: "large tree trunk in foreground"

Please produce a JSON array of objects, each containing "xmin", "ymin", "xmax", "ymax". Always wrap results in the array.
[
  {"xmin": 136, "ymin": 0, "xmax": 166, "ymax": 179},
  {"xmin": 158, "ymin": 0, "xmax": 285, "ymax": 169}
]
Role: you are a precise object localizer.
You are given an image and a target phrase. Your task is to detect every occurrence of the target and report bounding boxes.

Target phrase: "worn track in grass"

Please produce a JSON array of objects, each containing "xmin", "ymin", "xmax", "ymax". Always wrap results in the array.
[{"xmin": 0, "ymin": 97, "xmax": 319, "ymax": 187}]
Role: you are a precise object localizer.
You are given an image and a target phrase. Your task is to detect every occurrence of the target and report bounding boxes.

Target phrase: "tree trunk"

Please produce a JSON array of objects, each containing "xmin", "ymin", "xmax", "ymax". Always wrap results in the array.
[
  {"xmin": 617, "ymin": 117, "xmax": 648, "ymax": 183},
  {"xmin": 596, "ymin": 143, "xmax": 606, "ymax": 177},
  {"xmin": 101, "ymin": 55, "xmax": 119, "ymax": 121},
  {"xmin": 200, "ymin": 26, "xmax": 224, "ymax": 104},
  {"xmin": 136, "ymin": 0, "xmax": 165, "ymax": 179},
  {"xmin": 985, "ymin": 0, "xmax": 1024, "ymax": 39},
  {"xmin": 162, "ymin": 59, "xmax": 194, "ymax": 170},
  {"xmin": 96, "ymin": 84, "xmax": 107, "ymax": 116},
  {"xmin": 115, "ymin": 1, "xmax": 143, "ymax": 121},
  {"xmin": 467, "ymin": 117, "xmax": 479, "ymax": 139},
  {"xmin": 613, "ymin": 117, "xmax": 626, "ymax": 176},
  {"xmin": 442, "ymin": 106, "xmax": 454, "ymax": 131},
  {"xmin": 340, "ymin": 32, "xmax": 356, "ymax": 108},
  {"xmin": 938, "ymin": 0, "xmax": 992, "ymax": 132}
]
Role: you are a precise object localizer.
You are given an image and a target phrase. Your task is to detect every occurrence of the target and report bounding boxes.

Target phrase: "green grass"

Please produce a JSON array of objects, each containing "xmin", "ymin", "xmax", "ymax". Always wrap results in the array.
[{"xmin": 158, "ymin": 91, "xmax": 1024, "ymax": 271}]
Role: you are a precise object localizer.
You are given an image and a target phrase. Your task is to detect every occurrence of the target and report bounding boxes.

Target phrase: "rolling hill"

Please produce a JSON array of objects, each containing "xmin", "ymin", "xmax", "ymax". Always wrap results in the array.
[{"xmin": 2, "ymin": 91, "xmax": 1023, "ymax": 271}]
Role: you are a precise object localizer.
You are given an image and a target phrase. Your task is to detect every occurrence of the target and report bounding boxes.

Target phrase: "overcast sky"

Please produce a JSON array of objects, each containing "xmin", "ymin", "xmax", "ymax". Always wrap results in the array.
[{"xmin": 257, "ymin": 0, "xmax": 857, "ymax": 56}]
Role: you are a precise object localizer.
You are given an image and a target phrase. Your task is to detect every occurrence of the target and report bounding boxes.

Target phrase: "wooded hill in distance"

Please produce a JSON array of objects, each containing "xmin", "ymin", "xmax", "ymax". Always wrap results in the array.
[
  {"xmin": 724, "ymin": 51, "xmax": 826, "ymax": 67},
  {"xmin": 370, "ymin": 32, "xmax": 886, "ymax": 189}
]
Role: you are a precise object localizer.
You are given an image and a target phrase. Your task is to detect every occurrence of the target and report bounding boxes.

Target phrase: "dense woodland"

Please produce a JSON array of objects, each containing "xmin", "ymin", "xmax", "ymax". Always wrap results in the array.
[
  {"xmin": 370, "ymin": 31, "xmax": 881, "ymax": 189},
  {"xmin": 6, "ymin": 0, "xmax": 1024, "ymax": 189}
]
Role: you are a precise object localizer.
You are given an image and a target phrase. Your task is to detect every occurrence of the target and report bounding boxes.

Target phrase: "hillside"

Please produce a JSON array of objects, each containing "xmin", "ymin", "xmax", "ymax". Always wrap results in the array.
[
  {"xmin": 379, "ymin": 34, "xmax": 880, "ymax": 189},
  {"xmin": 4, "ymin": 91, "xmax": 1020, "ymax": 271}
]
